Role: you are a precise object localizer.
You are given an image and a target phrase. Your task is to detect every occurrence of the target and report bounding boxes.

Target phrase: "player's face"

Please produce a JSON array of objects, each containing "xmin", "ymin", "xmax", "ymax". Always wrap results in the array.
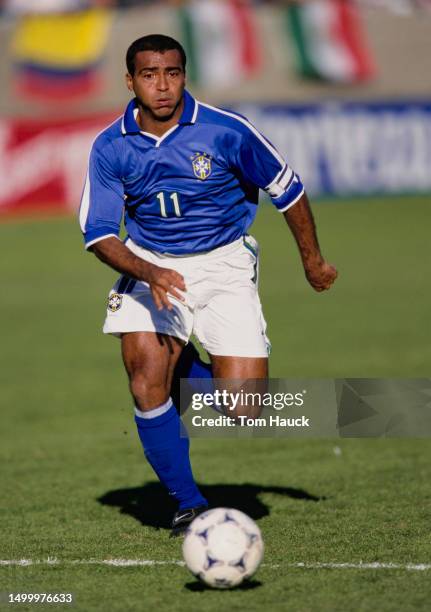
[{"xmin": 126, "ymin": 49, "xmax": 185, "ymax": 122}]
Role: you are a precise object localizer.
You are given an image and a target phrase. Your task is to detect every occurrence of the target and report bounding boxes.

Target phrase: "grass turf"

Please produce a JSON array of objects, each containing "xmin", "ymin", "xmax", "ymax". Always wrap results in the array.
[{"xmin": 0, "ymin": 195, "xmax": 430, "ymax": 611}]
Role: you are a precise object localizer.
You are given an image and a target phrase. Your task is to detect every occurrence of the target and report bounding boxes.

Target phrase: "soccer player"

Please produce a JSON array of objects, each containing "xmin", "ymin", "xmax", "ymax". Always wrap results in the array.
[{"xmin": 79, "ymin": 34, "xmax": 337, "ymax": 535}]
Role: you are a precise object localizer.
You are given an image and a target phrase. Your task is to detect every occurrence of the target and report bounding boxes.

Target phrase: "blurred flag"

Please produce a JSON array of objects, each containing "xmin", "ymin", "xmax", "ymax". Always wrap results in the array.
[
  {"xmin": 12, "ymin": 7, "xmax": 113, "ymax": 102},
  {"xmin": 285, "ymin": 0, "xmax": 376, "ymax": 83},
  {"xmin": 179, "ymin": 0, "xmax": 262, "ymax": 89}
]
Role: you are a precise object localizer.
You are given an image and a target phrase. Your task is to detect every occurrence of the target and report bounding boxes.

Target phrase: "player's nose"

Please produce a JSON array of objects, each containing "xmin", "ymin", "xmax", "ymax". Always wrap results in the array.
[{"xmin": 157, "ymin": 74, "xmax": 169, "ymax": 91}]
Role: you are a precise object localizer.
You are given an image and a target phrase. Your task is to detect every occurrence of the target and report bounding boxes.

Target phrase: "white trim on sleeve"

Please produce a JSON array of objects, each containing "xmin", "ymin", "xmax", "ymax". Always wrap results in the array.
[
  {"xmin": 79, "ymin": 172, "xmax": 91, "ymax": 232},
  {"xmin": 265, "ymin": 165, "xmax": 295, "ymax": 198},
  {"xmin": 85, "ymin": 234, "xmax": 120, "ymax": 250},
  {"xmin": 277, "ymin": 188, "xmax": 305, "ymax": 213}
]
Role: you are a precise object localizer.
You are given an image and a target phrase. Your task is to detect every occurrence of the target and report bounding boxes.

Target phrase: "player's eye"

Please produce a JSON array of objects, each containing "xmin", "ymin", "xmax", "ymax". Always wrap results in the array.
[
  {"xmin": 142, "ymin": 72, "xmax": 155, "ymax": 80},
  {"xmin": 168, "ymin": 71, "xmax": 180, "ymax": 78}
]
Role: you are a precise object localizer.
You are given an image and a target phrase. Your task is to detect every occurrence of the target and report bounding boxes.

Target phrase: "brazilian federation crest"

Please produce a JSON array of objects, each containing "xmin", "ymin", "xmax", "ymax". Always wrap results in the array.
[
  {"xmin": 108, "ymin": 292, "xmax": 122, "ymax": 312},
  {"xmin": 191, "ymin": 152, "xmax": 212, "ymax": 180}
]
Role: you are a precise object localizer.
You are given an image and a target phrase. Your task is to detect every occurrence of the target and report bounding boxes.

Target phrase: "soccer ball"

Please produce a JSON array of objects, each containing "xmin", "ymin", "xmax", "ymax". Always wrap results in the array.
[{"xmin": 182, "ymin": 507, "xmax": 264, "ymax": 589}]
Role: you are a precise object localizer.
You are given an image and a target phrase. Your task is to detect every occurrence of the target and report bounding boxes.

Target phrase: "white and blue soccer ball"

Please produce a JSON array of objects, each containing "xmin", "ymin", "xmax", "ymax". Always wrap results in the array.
[{"xmin": 182, "ymin": 507, "xmax": 264, "ymax": 589}]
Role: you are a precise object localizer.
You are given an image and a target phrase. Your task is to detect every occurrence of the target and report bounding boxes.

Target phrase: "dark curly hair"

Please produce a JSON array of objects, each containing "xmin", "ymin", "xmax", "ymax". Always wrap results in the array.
[{"xmin": 126, "ymin": 34, "xmax": 187, "ymax": 76}]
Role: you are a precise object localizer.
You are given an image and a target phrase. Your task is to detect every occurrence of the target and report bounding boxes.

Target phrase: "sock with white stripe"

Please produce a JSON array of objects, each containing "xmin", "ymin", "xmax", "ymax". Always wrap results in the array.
[{"xmin": 134, "ymin": 398, "xmax": 207, "ymax": 510}]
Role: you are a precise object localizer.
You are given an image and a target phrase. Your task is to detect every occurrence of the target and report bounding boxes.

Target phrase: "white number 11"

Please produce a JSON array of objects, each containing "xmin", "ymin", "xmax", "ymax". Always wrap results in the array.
[{"xmin": 156, "ymin": 192, "xmax": 181, "ymax": 218}]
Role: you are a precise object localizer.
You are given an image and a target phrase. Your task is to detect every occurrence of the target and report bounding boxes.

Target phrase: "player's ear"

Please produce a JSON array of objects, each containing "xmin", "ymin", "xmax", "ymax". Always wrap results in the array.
[{"xmin": 125, "ymin": 73, "xmax": 133, "ymax": 92}]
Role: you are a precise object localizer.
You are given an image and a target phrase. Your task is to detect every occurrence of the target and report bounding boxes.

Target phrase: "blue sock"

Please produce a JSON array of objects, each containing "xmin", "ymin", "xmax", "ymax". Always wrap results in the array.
[
  {"xmin": 172, "ymin": 342, "xmax": 214, "ymax": 396},
  {"xmin": 186, "ymin": 346, "xmax": 212, "ymax": 381},
  {"xmin": 134, "ymin": 399, "xmax": 207, "ymax": 510}
]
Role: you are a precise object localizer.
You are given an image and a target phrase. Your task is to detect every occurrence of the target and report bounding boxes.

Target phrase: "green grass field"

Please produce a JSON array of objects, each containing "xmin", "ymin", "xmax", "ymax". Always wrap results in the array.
[{"xmin": 1, "ymin": 196, "xmax": 431, "ymax": 611}]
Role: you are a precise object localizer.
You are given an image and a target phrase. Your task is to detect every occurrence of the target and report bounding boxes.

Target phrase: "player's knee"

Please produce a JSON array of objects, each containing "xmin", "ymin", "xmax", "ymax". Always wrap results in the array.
[
  {"xmin": 227, "ymin": 402, "xmax": 263, "ymax": 420},
  {"xmin": 129, "ymin": 372, "xmax": 170, "ymax": 411},
  {"xmin": 218, "ymin": 382, "xmax": 267, "ymax": 420}
]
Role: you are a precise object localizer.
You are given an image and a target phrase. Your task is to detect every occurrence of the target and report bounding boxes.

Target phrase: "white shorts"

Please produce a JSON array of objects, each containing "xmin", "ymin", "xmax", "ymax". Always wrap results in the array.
[{"xmin": 103, "ymin": 236, "xmax": 270, "ymax": 358}]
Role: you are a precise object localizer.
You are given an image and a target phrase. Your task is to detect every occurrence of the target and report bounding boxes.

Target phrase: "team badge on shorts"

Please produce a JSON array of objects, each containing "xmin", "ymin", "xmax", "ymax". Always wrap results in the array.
[
  {"xmin": 108, "ymin": 292, "xmax": 123, "ymax": 312},
  {"xmin": 191, "ymin": 152, "xmax": 212, "ymax": 180}
]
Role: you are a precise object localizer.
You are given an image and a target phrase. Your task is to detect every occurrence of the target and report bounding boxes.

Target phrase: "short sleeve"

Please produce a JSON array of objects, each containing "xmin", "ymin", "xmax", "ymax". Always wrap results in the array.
[
  {"xmin": 234, "ymin": 122, "xmax": 305, "ymax": 212},
  {"xmin": 79, "ymin": 137, "xmax": 125, "ymax": 249}
]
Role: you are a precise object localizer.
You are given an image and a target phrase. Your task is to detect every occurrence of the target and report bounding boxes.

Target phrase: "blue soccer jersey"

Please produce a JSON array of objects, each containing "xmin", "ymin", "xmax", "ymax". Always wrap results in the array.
[{"xmin": 79, "ymin": 90, "xmax": 304, "ymax": 254}]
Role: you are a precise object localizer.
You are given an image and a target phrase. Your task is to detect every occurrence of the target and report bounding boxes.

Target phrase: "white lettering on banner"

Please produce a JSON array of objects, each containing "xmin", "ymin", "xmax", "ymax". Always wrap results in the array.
[
  {"xmin": 0, "ymin": 123, "xmax": 59, "ymax": 204},
  {"xmin": 0, "ymin": 119, "xmax": 108, "ymax": 211},
  {"xmin": 241, "ymin": 105, "xmax": 431, "ymax": 196}
]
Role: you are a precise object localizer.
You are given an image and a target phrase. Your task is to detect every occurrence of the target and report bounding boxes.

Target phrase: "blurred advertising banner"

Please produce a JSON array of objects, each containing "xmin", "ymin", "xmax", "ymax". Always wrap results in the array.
[
  {"xmin": 0, "ymin": 113, "xmax": 117, "ymax": 215},
  {"xmin": 237, "ymin": 100, "xmax": 431, "ymax": 197},
  {"xmin": 0, "ymin": 100, "xmax": 430, "ymax": 216}
]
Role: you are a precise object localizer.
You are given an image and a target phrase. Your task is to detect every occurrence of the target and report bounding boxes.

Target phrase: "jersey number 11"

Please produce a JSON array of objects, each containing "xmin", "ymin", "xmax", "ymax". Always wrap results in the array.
[{"xmin": 156, "ymin": 192, "xmax": 181, "ymax": 218}]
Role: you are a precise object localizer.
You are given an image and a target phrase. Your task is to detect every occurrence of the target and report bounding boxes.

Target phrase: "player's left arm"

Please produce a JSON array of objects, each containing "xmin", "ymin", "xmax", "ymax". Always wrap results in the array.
[{"xmin": 283, "ymin": 191, "xmax": 337, "ymax": 292}]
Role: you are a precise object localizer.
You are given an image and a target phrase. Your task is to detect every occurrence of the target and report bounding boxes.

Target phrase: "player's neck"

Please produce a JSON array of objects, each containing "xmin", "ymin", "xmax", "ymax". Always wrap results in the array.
[{"xmin": 136, "ymin": 100, "xmax": 185, "ymax": 138}]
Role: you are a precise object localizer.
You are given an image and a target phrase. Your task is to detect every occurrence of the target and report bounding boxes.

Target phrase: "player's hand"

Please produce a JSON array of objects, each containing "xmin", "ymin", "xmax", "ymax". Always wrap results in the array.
[
  {"xmin": 304, "ymin": 259, "xmax": 338, "ymax": 292},
  {"xmin": 144, "ymin": 262, "xmax": 186, "ymax": 310}
]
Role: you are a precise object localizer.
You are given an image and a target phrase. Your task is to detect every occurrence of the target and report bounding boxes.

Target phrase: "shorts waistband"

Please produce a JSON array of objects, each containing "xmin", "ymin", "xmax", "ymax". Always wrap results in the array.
[{"xmin": 126, "ymin": 237, "xmax": 244, "ymax": 262}]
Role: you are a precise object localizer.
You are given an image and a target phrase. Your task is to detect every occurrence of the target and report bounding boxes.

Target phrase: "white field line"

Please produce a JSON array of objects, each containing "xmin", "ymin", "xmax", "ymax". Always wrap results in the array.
[
  {"xmin": 290, "ymin": 562, "xmax": 431, "ymax": 571},
  {"xmin": 1, "ymin": 559, "xmax": 431, "ymax": 571},
  {"xmin": 0, "ymin": 559, "xmax": 185, "ymax": 567}
]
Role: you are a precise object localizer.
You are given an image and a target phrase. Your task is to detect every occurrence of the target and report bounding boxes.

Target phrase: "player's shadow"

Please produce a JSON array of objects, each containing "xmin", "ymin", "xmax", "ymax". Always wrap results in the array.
[
  {"xmin": 97, "ymin": 482, "xmax": 325, "ymax": 530},
  {"xmin": 184, "ymin": 579, "xmax": 262, "ymax": 592}
]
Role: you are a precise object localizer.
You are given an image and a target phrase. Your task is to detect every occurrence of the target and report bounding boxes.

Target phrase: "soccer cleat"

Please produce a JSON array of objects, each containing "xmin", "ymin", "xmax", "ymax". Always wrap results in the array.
[{"xmin": 170, "ymin": 505, "xmax": 208, "ymax": 538}]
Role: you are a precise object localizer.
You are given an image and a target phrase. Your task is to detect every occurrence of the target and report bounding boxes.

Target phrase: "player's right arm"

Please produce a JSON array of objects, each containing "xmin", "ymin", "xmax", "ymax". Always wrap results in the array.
[{"xmin": 79, "ymin": 134, "xmax": 185, "ymax": 310}]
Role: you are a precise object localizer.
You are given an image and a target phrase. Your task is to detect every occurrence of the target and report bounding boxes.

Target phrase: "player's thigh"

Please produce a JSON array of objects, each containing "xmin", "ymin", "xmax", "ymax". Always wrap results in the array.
[
  {"xmin": 194, "ymin": 287, "xmax": 270, "ymax": 359},
  {"xmin": 122, "ymin": 331, "xmax": 184, "ymax": 408},
  {"xmin": 209, "ymin": 355, "xmax": 268, "ymax": 379}
]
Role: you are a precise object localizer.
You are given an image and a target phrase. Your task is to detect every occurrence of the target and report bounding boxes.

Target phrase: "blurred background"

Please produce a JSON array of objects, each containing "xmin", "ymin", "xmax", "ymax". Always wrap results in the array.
[{"xmin": 0, "ymin": 0, "xmax": 430, "ymax": 215}]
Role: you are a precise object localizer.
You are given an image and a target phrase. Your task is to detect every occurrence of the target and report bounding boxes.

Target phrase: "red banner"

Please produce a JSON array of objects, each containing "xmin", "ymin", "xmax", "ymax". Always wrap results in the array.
[{"xmin": 0, "ymin": 113, "xmax": 119, "ymax": 216}]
